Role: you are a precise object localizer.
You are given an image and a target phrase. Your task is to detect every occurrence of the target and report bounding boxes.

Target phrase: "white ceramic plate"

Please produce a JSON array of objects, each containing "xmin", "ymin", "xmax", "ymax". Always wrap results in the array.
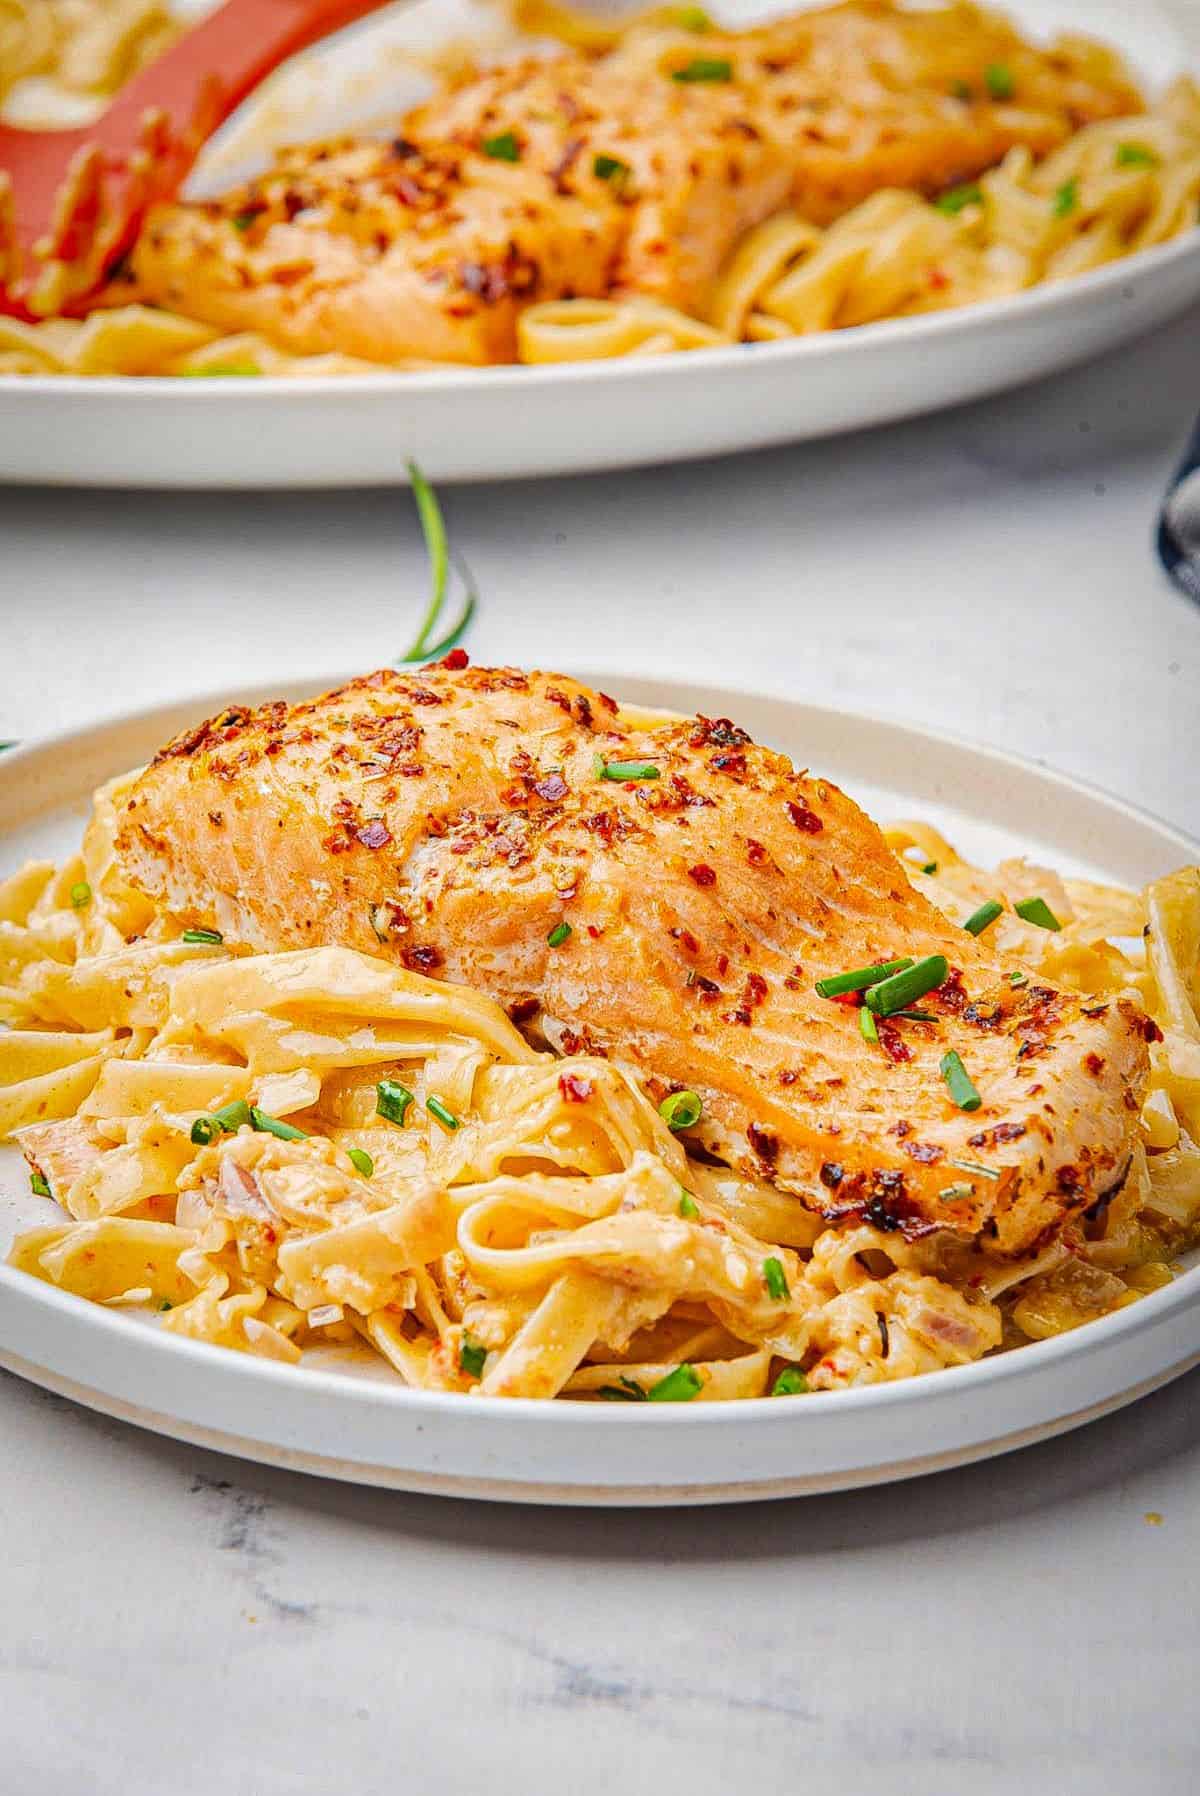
[
  {"xmin": 1, "ymin": 674, "xmax": 1197, "ymax": 1505},
  {"xmin": 1, "ymin": 0, "xmax": 1198, "ymax": 487}
]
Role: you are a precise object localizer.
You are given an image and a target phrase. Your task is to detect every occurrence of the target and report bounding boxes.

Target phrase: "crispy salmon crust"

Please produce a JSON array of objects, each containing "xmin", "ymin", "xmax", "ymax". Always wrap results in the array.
[
  {"xmin": 129, "ymin": 2, "xmax": 1142, "ymax": 361},
  {"xmin": 114, "ymin": 664, "xmax": 1150, "ymax": 1256}
]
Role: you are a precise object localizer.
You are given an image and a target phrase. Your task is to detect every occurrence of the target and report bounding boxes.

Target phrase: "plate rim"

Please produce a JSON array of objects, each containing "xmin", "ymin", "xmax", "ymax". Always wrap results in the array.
[
  {"xmin": 5, "ymin": 224, "xmax": 1200, "ymax": 404},
  {"xmin": 0, "ymin": 671, "xmax": 1197, "ymax": 1455}
]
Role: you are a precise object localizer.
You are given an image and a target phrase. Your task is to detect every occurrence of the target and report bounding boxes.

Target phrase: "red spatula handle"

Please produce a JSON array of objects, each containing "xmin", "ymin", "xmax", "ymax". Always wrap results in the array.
[{"xmin": 100, "ymin": 0, "xmax": 392, "ymax": 153}]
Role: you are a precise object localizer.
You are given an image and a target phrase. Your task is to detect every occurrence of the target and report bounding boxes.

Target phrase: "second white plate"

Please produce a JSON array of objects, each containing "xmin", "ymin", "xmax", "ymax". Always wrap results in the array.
[{"xmin": 0, "ymin": 674, "xmax": 1197, "ymax": 1504}]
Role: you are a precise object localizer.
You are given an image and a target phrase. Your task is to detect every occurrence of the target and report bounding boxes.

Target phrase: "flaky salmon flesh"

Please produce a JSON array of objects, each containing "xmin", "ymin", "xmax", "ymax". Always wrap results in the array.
[
  {"xmin": 114, "ymin": 664, "xmax": 1150, "ymax": 1257},
  {"xmin": 127, "ymin": 1, "xmax": 1142, "ymax": 363}
]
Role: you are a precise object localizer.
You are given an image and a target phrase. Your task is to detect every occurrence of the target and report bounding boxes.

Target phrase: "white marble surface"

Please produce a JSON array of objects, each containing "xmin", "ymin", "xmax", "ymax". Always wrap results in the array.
[{"xmin": 2, "ymin": 308, "xmax": 1200, "ymax": 1793}]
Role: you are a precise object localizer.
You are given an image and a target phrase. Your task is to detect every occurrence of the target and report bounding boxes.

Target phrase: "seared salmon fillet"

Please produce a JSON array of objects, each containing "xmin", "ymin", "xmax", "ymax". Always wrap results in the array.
[
  {"xmin": 129, "ymin": 1, "xmax": 1142, "ymax": 359},
  {"xmin": 114, "ymin": 664, "xmax": 1149, "ymax": 1256}
]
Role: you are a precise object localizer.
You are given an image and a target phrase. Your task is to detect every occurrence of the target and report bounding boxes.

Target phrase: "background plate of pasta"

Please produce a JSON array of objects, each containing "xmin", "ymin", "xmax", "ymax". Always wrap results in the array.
[
  {"xmin": 0, "ymin": 671, "xmax": 1197, "ymax": 1504},
  {"xmin": 1, "ymin": 0, "xmax": 1199, "ymax": 485}
]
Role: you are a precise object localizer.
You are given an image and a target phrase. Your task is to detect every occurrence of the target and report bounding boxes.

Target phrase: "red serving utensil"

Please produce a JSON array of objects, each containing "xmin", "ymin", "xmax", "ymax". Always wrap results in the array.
[{"xmin": 0, "ymin": 0, "xmax": 392, "ymax": 319}]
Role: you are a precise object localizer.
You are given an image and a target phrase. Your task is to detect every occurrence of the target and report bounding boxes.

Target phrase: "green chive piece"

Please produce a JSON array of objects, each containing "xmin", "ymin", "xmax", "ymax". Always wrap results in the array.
[
  {"xmin": 481, "ymin": 129, "xmax": 520, "ymax": 162},
  {"xmin": 29, "ymin": 1171, "xmax": 51, "ymax": 1198},
  {"xmin": 936, "ymin": 182, "xmax": 983, "ymax": 215},
  {"xmin": 1115, "ymin": 142, "xmax": 1158, "ymax": 169},
  {"xmin": 984, "ymin": 62, "xmax": 1014, "ymax": 100},
  {"xmin": 547, "ymin": 921, "xmax": 572, "ymax": 948},
  {"xmin": 763, "ymin": 1256, "xmax": 790, "ymax": 1301},
  {"xmin": 940, "ymin": 1049, "xmax": 982, "ymax": 1112},
  {"xmin": 231, "ymin": 210, "xmax": 258, "ymax": 232},
  {"xmin": 460, "ymin": 1334, "xmax": 487, "ymax": 1378},
  {"xmin": 180, "ymin": 363, "xmax": 261, "ymax": 378},
  {"xmin": 860, "ymin": 1006, "xmax": 879, "ymax": 1044},
  {"xmin": 647, "ymin": 1363, "xmax": 703, "ymax": 1401},
  {"xmin": 159, "ymin": 1299, "xmax": 173, "ymax": 1311},
  {"xmin": 815, "ymin": 956, "xmax": 914, "ymax": 999},
  {"xmin": 182, "ymin": 927, "xmax": 223, "ymax": 945},
  {"xmin": 939, "ymin": 1182, "xmax": 976, "ymax": 1203},
  {"xmin": 893, "ymin": 1009, "xmax": 936, "ymax": 1022},
  {"xmin": 1052, "ymin": 178, "xmax": 1078, "ymax": 218},
  {"xmin": 426, "ymin": 1094, "xmax": 460, "ymax": 1133},
  {"xmin": 593, "ymin": 152, "xmax": 631, "ymax": 188},
  {"xmin": 399, "ymin": 461, "xmax": 450, "ymax": 662},
  {"xmin": 947, "ymin": 1157, "xmax": 1001, "ymax": 1181},
  {"xmin": 864, "ymin": 954, "xmax": 948, "ymax": 1017},
  {"xmin": 376, "ymin": 1080, "xmax": 415, "ymax": 1126},
  {"xmin": 597, "ymin": 759, "xmax": 661, "ymax": 782},
  {"xmin": 678, "ymin": 1190, "xmax": 700, "ymax": 1219},
  {"xmin": 1014, "ymin": 896, "xmax": 1061, "ymax": 931},
  {"xmin": 659, "ymin": 1089, "xmax": 702, "ymax": 1131},
  {"xmin": 674, "ymin": 4, "xmax": 712, "ymax": 27},
  {"xmin": 347, "ymin": 1147, "xmax": 374, "ymax": 1178},
  {"xmin": 597, "ymin": 1375, "xmax": 648, "ymax": 1401},
  {"xmin": 212, "ymin": 1099, "xmax": 251, "ymax": 1133},
  {"xmin": 962, "ymin": 899, "xmax": 1003, "ymax": 937},
  {"xmin": 1009, "ymin": 970, "xmax": 1028, "ymax": 987},
  {"xmin": 250, "ymin": 1107, "xmax": 307, "ymax": 1142},
  {"xmin": 920, "ymin": 860, "xmax": 938, "ymax": 875},
  {"xmin": 672, "ymin": 56, "xmax": 732, "ymax": 82},
  {"xmin": 190, "ymin": 1116, "xmax": 219, "ymax": 1147},
  {"xmin": 772, "ymin": 1366, "xmax": 808, "ymax": 1396},
  {"xmin": 950, "ymin": 78, "xmax": 973, "ymax": 100},
  {"xmin": 69, "ymin": 881, "xmax": 92, "ymax": 910}
]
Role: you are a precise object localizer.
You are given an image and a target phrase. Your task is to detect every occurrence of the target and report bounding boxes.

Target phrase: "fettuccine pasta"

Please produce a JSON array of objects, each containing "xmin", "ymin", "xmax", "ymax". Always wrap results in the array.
[{"xmin": 3, "ymin": 774, "xmax": 1197, "ymax": 1402}]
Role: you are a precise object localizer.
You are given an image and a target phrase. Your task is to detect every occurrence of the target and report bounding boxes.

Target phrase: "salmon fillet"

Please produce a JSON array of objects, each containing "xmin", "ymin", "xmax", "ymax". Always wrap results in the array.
[
  {"xmin": 114, "ymin": 664, "xmax": 1150, "ymax": 1257},
  {"xmin": 128, "ymin": 1, "xmax": 1141, "ymax": 359}
]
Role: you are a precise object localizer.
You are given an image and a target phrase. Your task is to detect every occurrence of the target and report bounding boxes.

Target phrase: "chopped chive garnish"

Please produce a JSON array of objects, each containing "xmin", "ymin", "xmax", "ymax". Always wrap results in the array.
[
  {"xmin": 29, "ymin": 1171, "xmax": 50, "ymax": 1197},
  {"xmin": 763, "ymin": 1256, "xmax": 790, "ymax": 1301},
  {"xmin": 159, "ymin": 1299, "xmax": 173, "ymax": 1311},
  {"xmin": 593, "ymin": 152, "xmax": 631, "ymax": 188},
  {"xmin": 675, "ymin": 4, "xmax": 712, "ymax": 27},
  {"xmin": 947, "ymin": 1157, "xmax": 1001, "ymax": 1180},
  {"xmin": 597, "ymin": 1375, "xmax": 648, "ymax": 1401},
  {"xmin": 962, "ymin": 899, "xmax": 1003, "ymax": 936},
  {"xmin": 1052, "ymin": 178, "xmax": 1078, "ymax": 218},
  {"xmin": 1115, "ymin": 142, "xmax": 1157, "ymax": 168},
  {"xmin": 772, "ymin": 1366, "xmax": 808, "ymax": 1396},
  {"xmin": 950, "ymin": 78, "xmax": 973, "ymax": 100},
  {"xmin": 1014, "ymin": 896, "xmax": 1061, "ymax": 931},
  {"xmin": 347, "ymin": 1147, "xmax": 374, "ymax": 1178},
  {"xmin": 893, "ymin": 1009, "xmax": 936, "ymax": 1022},
  {"xmin": 426, "ymin": 1094, "xmax": 460, "ymax": 1132},
  {"xmin": 459, "ymin": 1334, "xmax": 487, "ymax": 1378},
  {"xmin": 547, "ymin": 921, "xmax": 572, "ymax": 948},
  {"xmin": 672, "ymin": 55, "xmax": 732, "ymax": 81},
  {"xmin": 180, "ymin": 363, "xmax": 261, "ymax": 378},
  {"xmin": 939, "ymin": 1182, "xmax": 976, "ymax": 1203},
  {"xmin": 864, "ymin": 954, "xmax": 948, "ymax": 1017},
  {"xmin": 69, "ymin": 881, "xmax": 91, "ymax": 909},
  {"xmin": 678, "ymin": 1190, "xmax": 700, "ymax": 1219},
  {"xmin": 182, "ymin": 927, "xmax": 223, "ymax": 945},
  {"xmin": 231, "ymin": 210, "xmax": 257, "ymax": 232},
  {"xmin": 940, "ymin": 1049, "xmax": 982, "ymax": 1112},
  {"xmin": 596, "ymin": 758, "xmax": 661, "ymax": 782},
  {"xmin": 376, "ymin": 1080, "xmax": 414, "ymax": 1126},
  {"xmin": 659, "ymin": 1089, "xmax": 702, "ymax": 1130},
  {"xmin": 815, "ymin": 956, "xmax": 914, "ymax": 999},
  {"xmin": 936, "ymin": 182, "xmax": 983, "ymax": 215},
  {"xmin": 1009, "ymin": 970, "xmax": 1028, "ymax": 987},
  {"xmin": 860, "ymin": 1006, "xmax": 879, "ymax": 1044},
  {"xmin": 190, "ymin": 1116, "xmax": 219, "ymax": 1146},
  {"xmin": 250, "ymin": 1107, "xmax": 307, "ymax": 1142},
  {"xmin": 212, "ymin": 1099, "xmax": 251, "ymax": 1132},
  {"xmin": 481, "ymin": 129, "xmax": 520, "ymax": 162},
  {"xmin": 647, "ymin": 1363, "xmax": 703, "ymax": 1401},
  {"xmin": 920, "ymin": 861, "xmax": 938, "ymax": 875},
  {"xmin": 984, "ymin": 62, "xmax": 1014, "ymax": 100}
]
